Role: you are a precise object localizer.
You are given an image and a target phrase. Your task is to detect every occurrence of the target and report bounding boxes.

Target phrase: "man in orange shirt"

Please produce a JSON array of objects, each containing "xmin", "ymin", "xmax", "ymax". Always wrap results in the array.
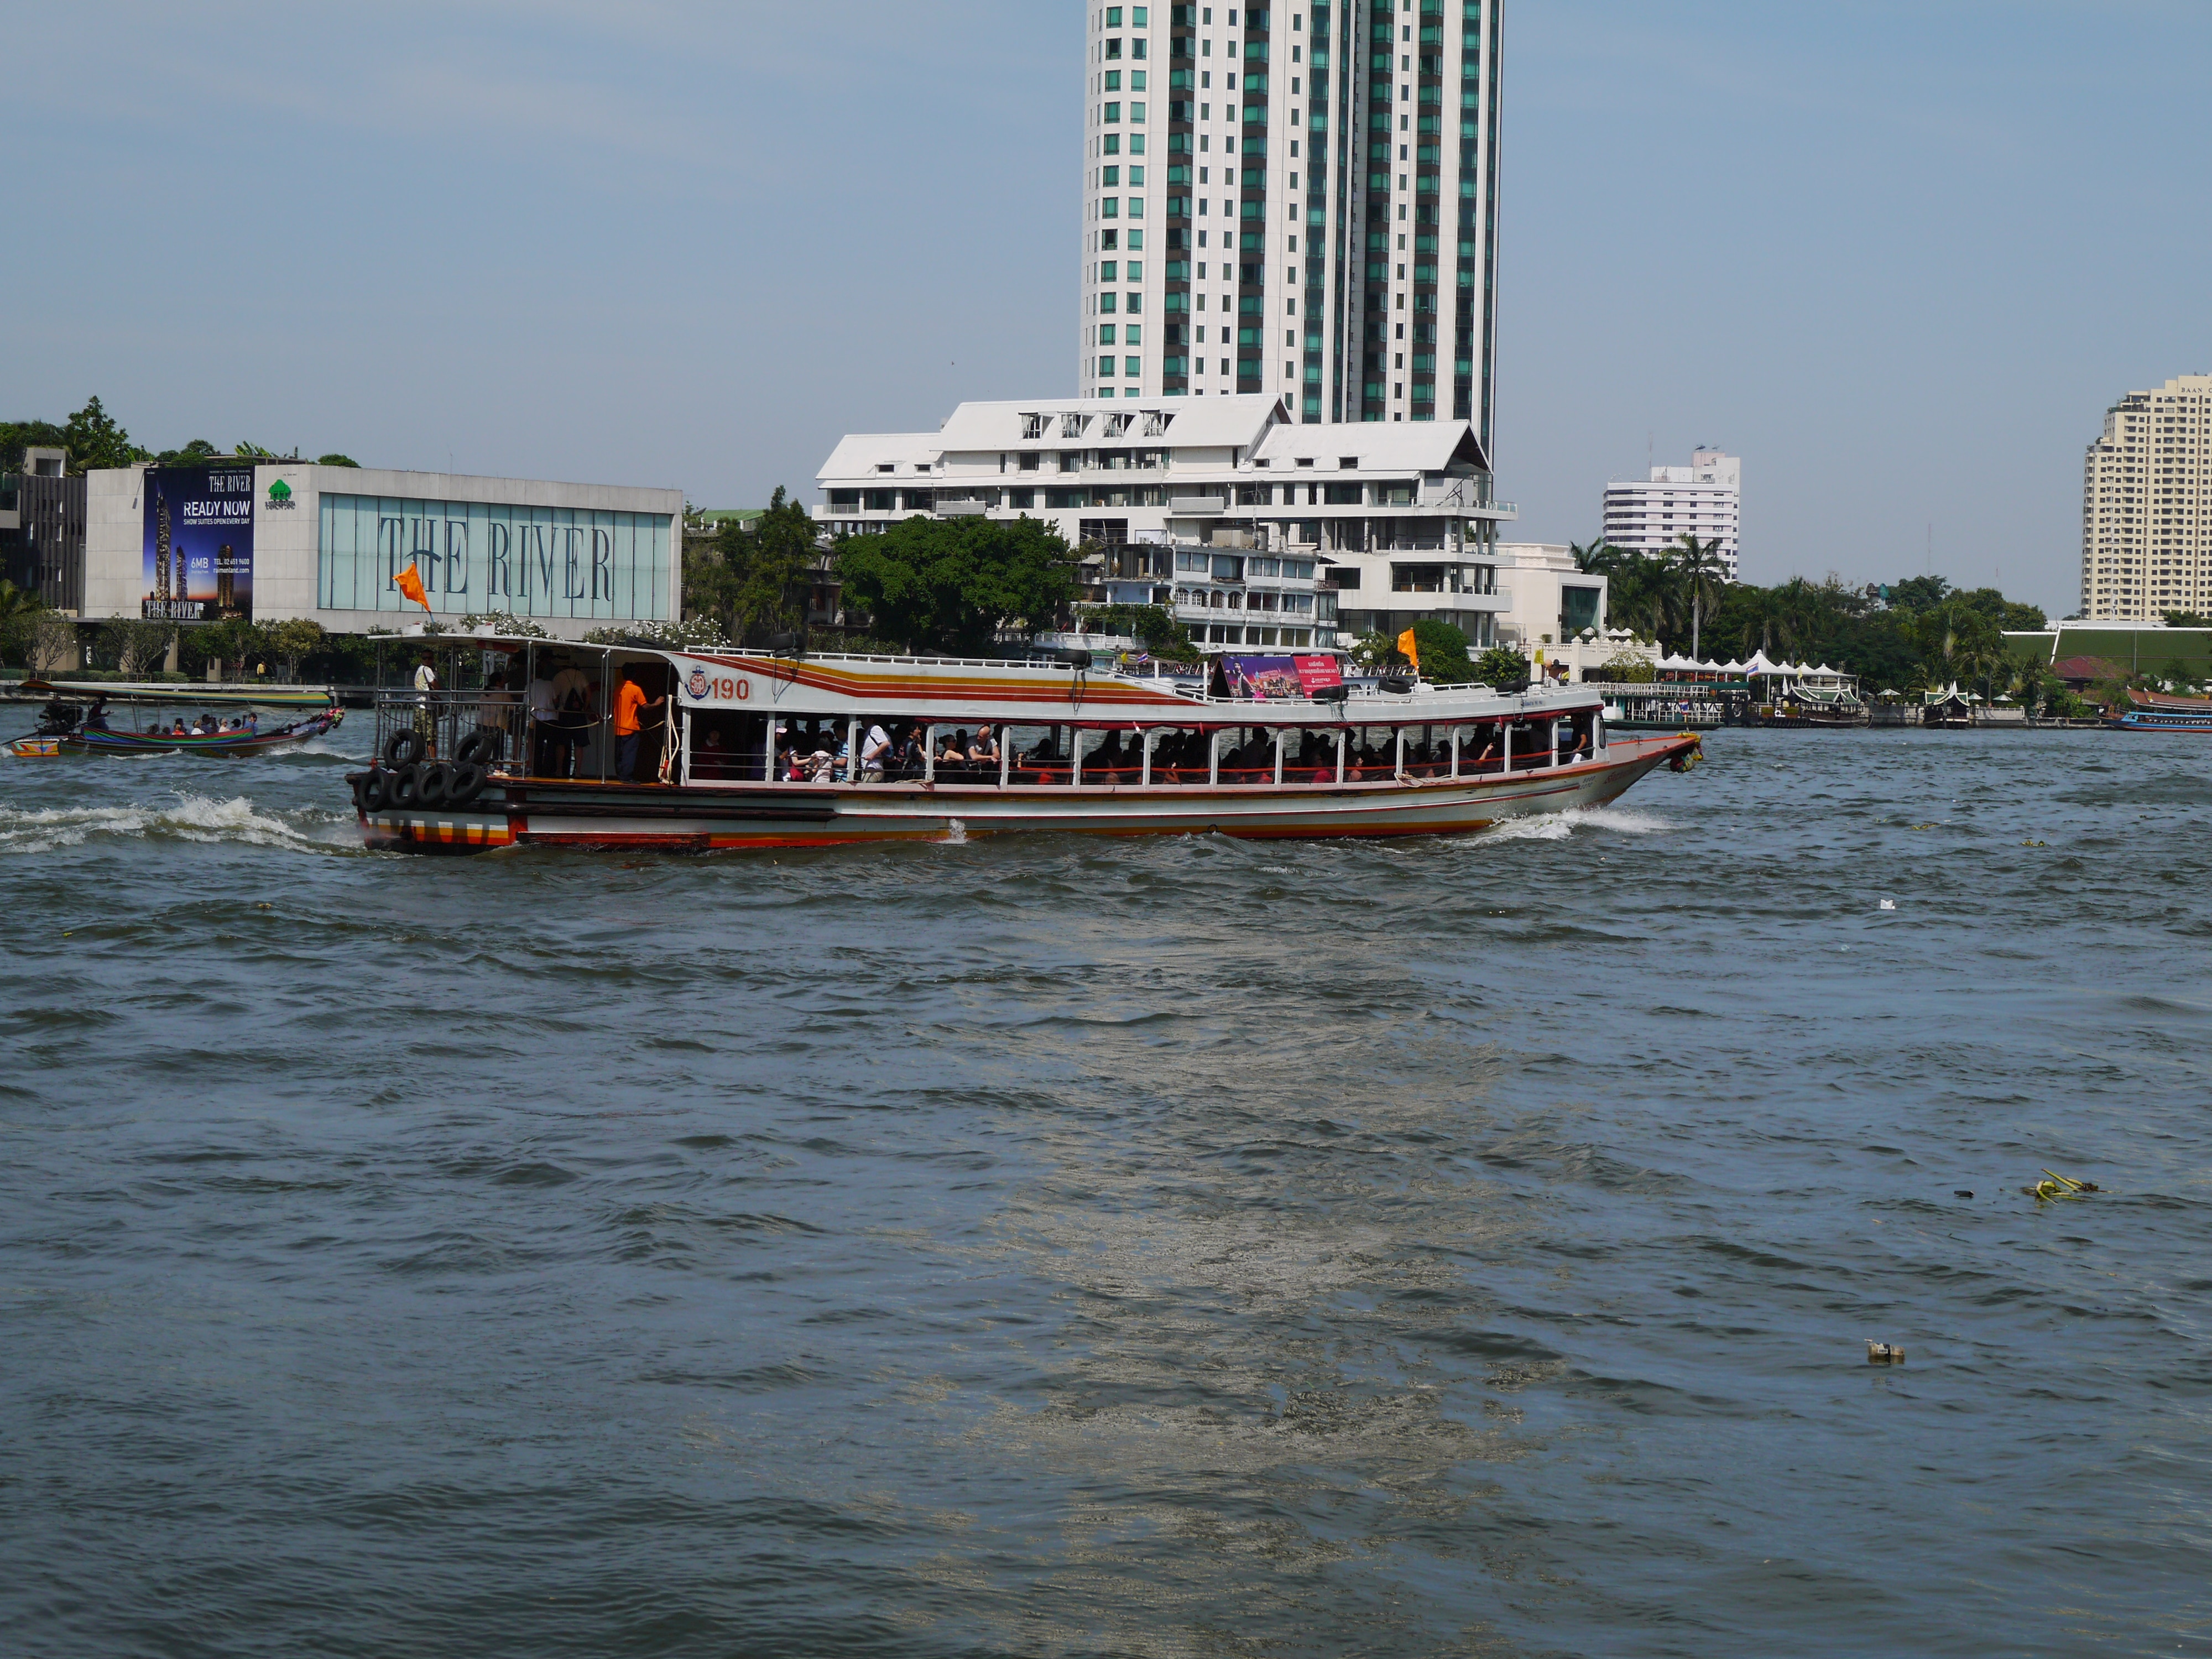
[{"xmin": 612, "ymin": 667, "xmax": 665, "ymax": 782}]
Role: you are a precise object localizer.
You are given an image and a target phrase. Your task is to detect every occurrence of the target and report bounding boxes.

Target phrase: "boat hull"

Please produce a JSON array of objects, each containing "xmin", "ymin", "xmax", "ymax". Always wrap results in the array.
[{"xmin": 356, "ymin": 734, "xmax": 1698, "ymax": 855}]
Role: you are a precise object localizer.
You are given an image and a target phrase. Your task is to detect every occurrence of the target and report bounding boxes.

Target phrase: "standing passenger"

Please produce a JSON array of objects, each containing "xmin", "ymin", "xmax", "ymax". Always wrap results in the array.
[
  {"xmin": 612, "ymin": 668, "xmax": 665, "ymax": 782},
  {"xmin": 413, "ymin": 651, "xmax": 439, "ymax": 759},
  {"xmin": 860, "ymin": 721, "xmax": 892, "ymax": 782}
]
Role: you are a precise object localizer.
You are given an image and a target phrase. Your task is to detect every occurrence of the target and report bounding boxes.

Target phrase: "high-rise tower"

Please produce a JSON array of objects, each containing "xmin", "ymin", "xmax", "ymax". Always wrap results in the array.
[
  {"xmin": 2081, "ymin": 375, "xmax": 2210, "ymax": 622},
  {"xmin": 1079, "ymin": 1, "xmax": 1501, "ymax": 442}
]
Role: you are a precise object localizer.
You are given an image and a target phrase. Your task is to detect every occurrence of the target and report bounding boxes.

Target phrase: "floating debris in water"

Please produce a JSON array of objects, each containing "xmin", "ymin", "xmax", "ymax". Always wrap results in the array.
[
  {"xmin": 1880, "ymin": 899, "xmax": 1897, "ymax": 911},
  {"xmin": 1954, "ymin": 1189, "xmax": 1974, "ymax": 1199},
  {"xmin": 1867, "ymin": 1340, "xmax": 1906, "ymax": 1365},
  {"xmin": 2021, "ymin": 840, "xmax": 2047, "ymax": 848},
  {"xmin": 2024, "ymin": 1169, "xmax": 2100, "ymax": 1202}
]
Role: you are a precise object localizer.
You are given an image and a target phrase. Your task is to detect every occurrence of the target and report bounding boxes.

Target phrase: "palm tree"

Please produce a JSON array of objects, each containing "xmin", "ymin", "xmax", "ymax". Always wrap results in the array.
[{"xmin": 1670, "ymin": 535, "xmax": 1726, "ymax": 661}]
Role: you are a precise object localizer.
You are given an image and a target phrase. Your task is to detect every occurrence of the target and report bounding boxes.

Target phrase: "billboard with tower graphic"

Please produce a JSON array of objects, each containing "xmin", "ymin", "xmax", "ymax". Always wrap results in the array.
[{"xmin": 143, "ymin": 466, "xmax": 255, "ymax": 622}]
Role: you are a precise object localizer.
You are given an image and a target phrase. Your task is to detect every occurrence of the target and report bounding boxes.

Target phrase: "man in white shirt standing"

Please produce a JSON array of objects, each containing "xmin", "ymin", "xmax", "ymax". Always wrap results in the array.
[
  {"xmin": 860, "ymin": 721, "xmax": 891, "ymax": 782},
  {"xmin": 413, "ymin": 651, "xmax": 439, "ymax": 759}
]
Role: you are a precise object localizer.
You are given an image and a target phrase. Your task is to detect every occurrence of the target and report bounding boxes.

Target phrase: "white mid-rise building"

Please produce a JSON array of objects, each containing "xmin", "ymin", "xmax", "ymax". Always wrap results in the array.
[
  {"xmin": 815, "ymin": 393, "xmax": 1518, "ymax": 651},
  {"xmin": 1600, "ymin": 451, "xmax": 1740, "ymax": 578},
  {"xmin": 2081, "ymin": 374, "xmax": 2211, "ymax": 622},
  {"xmin": 1079, "ymin": 1, "xmax": 1504, "ymax": 441}
]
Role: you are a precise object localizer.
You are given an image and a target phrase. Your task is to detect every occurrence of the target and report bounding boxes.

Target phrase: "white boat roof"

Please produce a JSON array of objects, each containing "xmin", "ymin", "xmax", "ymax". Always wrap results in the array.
[{"xmin": 661, "ymin": 648, "xmax": 1595, "ymax": 728}]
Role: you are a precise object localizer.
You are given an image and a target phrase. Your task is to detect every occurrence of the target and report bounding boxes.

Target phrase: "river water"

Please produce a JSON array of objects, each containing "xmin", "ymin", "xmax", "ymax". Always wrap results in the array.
[{"xmin": 1, "ymin": 729, "xmax": 2206, "ymax": 1657}]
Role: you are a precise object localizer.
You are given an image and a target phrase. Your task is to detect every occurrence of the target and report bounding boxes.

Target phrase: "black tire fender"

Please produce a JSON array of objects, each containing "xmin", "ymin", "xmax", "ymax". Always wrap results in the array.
[
  {"xmin": 446, "ymin": 761, "xmax": 487, "ymax": 807},
  {"xmin": 387, "ymin": 763, "xmax": 422, "ymax": 809},
  {"xmin": 416, "ymin": 763, "xmax": 451, "ymax": 809},
  {"xmin": 454, "ymin": 731, "xmax": 493, "ymax": 768},
  {"xmin": 384, "ymin": 728, "xmax": 425, "ymax": 769},
  {"xmin": 361, "ymin": 769, "xmax": 391, "ymax": 813}
]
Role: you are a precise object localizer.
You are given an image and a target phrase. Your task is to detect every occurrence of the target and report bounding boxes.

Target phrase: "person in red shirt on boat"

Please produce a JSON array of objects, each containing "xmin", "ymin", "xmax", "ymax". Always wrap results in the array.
[{"xmin": 612, "ymin": 668, "xmax": 665, "ymax": 783}]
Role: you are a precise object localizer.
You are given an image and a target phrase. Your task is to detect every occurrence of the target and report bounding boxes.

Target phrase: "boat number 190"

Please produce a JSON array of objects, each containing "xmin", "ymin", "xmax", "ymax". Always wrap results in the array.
[{"xmin": 703, "ymin": 677, "xmax": 750, "ymax": 702}]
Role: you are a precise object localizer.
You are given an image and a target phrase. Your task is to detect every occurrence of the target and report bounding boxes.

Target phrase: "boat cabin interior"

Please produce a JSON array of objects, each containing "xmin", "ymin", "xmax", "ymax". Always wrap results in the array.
[{"xmin": 376, "ymin": 641, "xmax": 1605, "ymax": 791}]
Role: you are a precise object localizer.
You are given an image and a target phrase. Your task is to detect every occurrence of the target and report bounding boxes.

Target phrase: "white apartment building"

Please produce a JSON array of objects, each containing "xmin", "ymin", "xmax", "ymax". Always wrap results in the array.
[
  {"xmin": 815, "ymin": 393, "xmax": 1517, "ymax": 651},
  {"xmin": 1079, "ymin": 1, "xmax": 1504, "ymax": 442},
  {"xmin": 1492, "ymin": 541, "xmax": 1607, "ymax": 657},
  {"xmin": 1600, "ymin": 451, "xmax": 1741, "ymax": 578},
  {"xmin": 2081, "ymin": 374, "xmax": 2211, "ymax": 622}
]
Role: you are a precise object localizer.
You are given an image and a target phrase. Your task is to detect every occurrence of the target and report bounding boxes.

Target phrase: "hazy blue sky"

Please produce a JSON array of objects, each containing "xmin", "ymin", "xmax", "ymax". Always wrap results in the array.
[{"xmin": 8, "ymin": 2, "xmax": 2210, "ymax": 613}]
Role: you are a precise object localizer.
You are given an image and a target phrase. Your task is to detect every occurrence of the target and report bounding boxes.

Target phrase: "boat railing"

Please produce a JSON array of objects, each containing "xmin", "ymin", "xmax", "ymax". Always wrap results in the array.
[{"xmin": 369, "ymin": 688, "xmax": 539, "ymax": 775}]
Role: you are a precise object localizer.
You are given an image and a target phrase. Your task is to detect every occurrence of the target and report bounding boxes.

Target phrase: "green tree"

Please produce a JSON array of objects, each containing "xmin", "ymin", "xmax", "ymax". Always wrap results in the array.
[
  {"xmin": 1408, "ymin": 618, "xmax": 1475, "ymax": 683},
  {"xmin": 717, "ymin": 486, "xmax": 822, "ymax": 642},
  {"xmin": 1349, "ymin": 630, "xmax": 1403, "ymax": 671},
  {"xmin": 1084, "ymin": 603, "xmax": 1196, "ymax": 658},
  {"xmin": 0, "ymin": 578, "xmax": 48, "ymax": 666},
  {"xmin": 60, "ymin": 397, "xmax": 138, "ymax": 472},
  {"xmin": 95, "ymin": 618, "xmax": 176, "ymax": 677},
  {"xmin": 1886, "ymin": 575, "xmax": 1953, "ymax": 614},
  {"xmin": 264, "ymin": 618, "xmax": 326, "ymax": 681},
  {"xmin": 834, "ymin": 514, "xmax": 1077, "ymax": 655},
  {"xmin": 316, "ymin": 454, "xmax": 361, "ymax": 468},
  {"xmin": 1471, "ymin": 645, "xmax": 1531, "ymax": 693}
]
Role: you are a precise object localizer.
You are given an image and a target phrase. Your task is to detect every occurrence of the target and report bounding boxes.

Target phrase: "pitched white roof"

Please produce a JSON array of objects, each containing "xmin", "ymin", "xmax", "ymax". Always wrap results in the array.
[
  {"xmin": 1252, "ymin": 420, "xmax": 1489, "ymax": 473},
  {"xmin": 935, "ymin": 394, "xmax": 1287, "ymax": 452},
  {"xmin": 817, "ymin": 431, "xmax": 940, "ymax": 476},
  {"xmin": 817, "ymin": 393, "xmax": 1491, "ymax": 481}
]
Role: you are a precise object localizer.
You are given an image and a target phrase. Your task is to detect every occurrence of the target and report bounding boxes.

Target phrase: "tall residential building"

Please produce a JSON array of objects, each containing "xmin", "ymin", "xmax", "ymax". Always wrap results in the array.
[
  {"xmin": 1079, "ymin": 1, "xmax": 1503, "ymax": 442},
  {"xmin": 2081, "ymin": 375, "xmax": 2210, "ymax": 622},
  {"xmin": 1600, "ymin": 451, "xmax": 1741, "ymax": 579}
]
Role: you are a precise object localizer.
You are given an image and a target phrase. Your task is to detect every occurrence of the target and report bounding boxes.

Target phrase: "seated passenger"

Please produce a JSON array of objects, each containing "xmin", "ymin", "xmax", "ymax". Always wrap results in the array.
[
  {"xmin": 696, "ymin": 729, "xmax": 728, "ymax": 778},
  {"xmin": 969, "ymin": 725, "xmax": 1000, "ymax": 770},
  {"xmin": 896, "ymin": 728, "xmax": 927, "ymax": 778}
]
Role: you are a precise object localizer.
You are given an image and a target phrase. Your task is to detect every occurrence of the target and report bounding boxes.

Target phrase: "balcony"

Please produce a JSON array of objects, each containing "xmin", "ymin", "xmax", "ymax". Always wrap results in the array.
[
  {"xmin": 937, "ymin": 498, "xmax": 989, "ymax": 517},
  {"xmin": 1170, "ymin": 494, "xmax": 1227, "ymax": 513}
]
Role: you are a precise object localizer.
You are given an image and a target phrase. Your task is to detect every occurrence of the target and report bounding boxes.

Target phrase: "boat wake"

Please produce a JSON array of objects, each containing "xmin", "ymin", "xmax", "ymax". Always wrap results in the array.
[
  {"xmin": 1483, "ymin": 805, "xmax": 1673, "ymax": 843},
  {"xmin": 0, "ymin": 793, "xmax": 358, "ymax": 856}
]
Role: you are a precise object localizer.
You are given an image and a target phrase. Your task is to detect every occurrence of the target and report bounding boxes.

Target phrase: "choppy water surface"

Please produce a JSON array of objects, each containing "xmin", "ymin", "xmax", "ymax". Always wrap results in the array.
[{"xmin": 2, "ymin": 730, "xmax": 2208, "ymax": 1657}]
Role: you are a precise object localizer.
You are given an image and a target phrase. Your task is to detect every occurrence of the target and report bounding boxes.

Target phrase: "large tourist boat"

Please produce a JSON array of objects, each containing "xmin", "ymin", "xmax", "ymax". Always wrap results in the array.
[
  {"xmin": 2108, "ymin": 689, "xmax": 2212, "ymax": 732},
  {"xmin": 4, "ymin": 681, "xmax": 343, "ymax": 759},
  {"xmin": 343, "ymin": 639, "xmax": 1699, "ymax": 854}
]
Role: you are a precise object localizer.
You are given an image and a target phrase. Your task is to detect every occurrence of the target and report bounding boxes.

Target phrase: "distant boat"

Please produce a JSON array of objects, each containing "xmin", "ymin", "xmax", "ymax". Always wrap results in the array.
[
  {"xmin": 5, "ymin": 680, "xmax": 344, "ymax": 758},
  {"xmin": 2108, "ymin": 690, "xmax": 2212, "ymax": 732}
]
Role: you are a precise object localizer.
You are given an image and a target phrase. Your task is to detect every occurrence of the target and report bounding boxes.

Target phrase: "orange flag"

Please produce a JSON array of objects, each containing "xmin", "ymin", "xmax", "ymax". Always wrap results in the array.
[
  {"xmin": 394, "ymin": 562, "xmax": 432, "ymax": 613},
  {"xmin": 1396, "ymin": 627, "xmax": 1420, "ymax": 672}
]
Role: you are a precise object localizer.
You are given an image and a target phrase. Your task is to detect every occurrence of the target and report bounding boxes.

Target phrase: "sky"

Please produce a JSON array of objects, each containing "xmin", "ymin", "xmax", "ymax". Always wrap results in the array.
[{"xmin": 7, "ymin": 2, "xmax": 2210, "ymax": 617}]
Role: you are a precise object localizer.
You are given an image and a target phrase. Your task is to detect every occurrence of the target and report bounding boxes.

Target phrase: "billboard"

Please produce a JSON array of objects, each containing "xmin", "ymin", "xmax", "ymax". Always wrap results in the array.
[
  {"xmin": 143, "ymin": 467, "xmax": 255, "ymax": 622},
  {"xmin": 1214, "ymin": 654, "xmax": 1344, "ymax": 699}
]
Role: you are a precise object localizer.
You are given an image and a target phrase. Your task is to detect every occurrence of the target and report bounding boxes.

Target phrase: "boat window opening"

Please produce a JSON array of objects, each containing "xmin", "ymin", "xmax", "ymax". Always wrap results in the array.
[
  {"xmin": 1077, "ymin": 727, "xmax": 1142, "ymax": 785},
  {"xmin": 688, "ymin": 713, "xmax": 764, "ymax": 782},
  {"xmin": 1216, "ymin": 726, "xmax": 1273, "ymax": 785},
  {"xmin": 1142, "ymin": 726, "xmax": 1206, "ymax": 784},
  {"xmin": 1280, "ymin": 728, "xmax": 1333, "ymax": 784},
  {"xmin": 1402, "ymin": 724, "xmax": 1449, "ymax": 779},
  {"xmin": 1452, "ymin": 721, "xmax": 1501, "ymax": 777},
  {"xmin": 779, "ymin": 716, "xmax": 848, "ymax": 784},
  {"xmin": 1350, "ymin": 726, "xmax": 1396, "ymax": 781},
  {"xmin": 1008, "ymin": 726, "xmax": 1072, "ymax": 784}
]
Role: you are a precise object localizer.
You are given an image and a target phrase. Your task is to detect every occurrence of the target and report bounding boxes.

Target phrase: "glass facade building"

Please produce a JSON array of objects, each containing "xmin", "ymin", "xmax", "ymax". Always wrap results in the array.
[
  {"xmin": 1082, "ymin": 1, "xmax": 1501, "ymax": 444},
  {"xmin": 318, "ymin": 493, "xmax": 674, "ymax": 622}
]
